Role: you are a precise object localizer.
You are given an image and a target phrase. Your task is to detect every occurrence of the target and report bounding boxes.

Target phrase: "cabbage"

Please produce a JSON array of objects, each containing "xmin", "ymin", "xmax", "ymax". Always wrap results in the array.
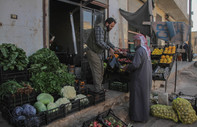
[
  {"xmin": 13, "ymin": 115, "xmax": 26, "ymax": 123},
  {"xmin": 75, "ymin": 94, "xmax": 89, "ymax": 106},
  {"xmin": 61, "ymin": 86, "xmax": 76, "ymax": 99},
  {"xmin": 12, "ymin": 106, "xmax": 23, "ymax": 116},
  {"xmin": 25, "ymin": 116, "xmax": 40, "ymax": 127},
  {"xmin": 22, "ymin": 104, "xmax": 36, "ymax": 117},
  {"xmin": 55, "ymin": 97, "xmax": 72, "ymax": 112},
  {"xmin": 37, "ymin": 93, "xmax": 54, "ymax": 105},
  {"xmin": 34, "ymin": 101, "xmax": 47, "ymax": 113},
  {"xmin": 47, "ymin": 102, "xmax": 58, "ymax": 112}
]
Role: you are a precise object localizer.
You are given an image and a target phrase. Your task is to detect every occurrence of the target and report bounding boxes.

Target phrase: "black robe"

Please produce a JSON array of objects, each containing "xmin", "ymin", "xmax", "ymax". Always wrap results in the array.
[{"xmin": 127, "ymin": 46, "xmax": 152, "ymax": 122}]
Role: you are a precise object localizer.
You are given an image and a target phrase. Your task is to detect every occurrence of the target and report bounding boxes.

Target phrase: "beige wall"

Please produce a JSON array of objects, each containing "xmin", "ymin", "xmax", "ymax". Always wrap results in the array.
[
  {"xmin": 109, "ymin": 0, "xmax": 128, "ymax": 48},
  {"xmin": 174, "ymin": 0, "xmax": 189, "ymax": 20},
  {"xmin": 0, "ymin": 0, "xmax": 43, "ymax": 56},
  {"xmin": 191, "ymin": 32, "xmax": 197, "ymax": 53}
]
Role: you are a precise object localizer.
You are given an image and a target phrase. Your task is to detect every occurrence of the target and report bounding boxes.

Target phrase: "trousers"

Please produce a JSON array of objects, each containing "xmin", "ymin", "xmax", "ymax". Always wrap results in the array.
[{"xmin": 86, "ymin": 49, "xmax": 104, "ymax": 92}]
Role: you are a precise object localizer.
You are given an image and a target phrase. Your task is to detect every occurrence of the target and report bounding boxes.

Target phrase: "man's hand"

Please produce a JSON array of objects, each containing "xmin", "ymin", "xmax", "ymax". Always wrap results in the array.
[{"xmin": 109, "ymin": 48, "xmax": 115, "ymax": 56}]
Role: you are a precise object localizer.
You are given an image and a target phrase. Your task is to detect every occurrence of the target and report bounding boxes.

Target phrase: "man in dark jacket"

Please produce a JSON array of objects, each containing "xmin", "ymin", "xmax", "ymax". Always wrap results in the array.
[
  {"xmin": 86, "ymin": 17, "xmax": 118, "ymax": 93},
  {"xmin": 182, "ymin": 42, "xmax": 188, "ymax": 61},
  {"xmin": 123, "ymin": 34, "xmax": 152, "ymax": 122}
]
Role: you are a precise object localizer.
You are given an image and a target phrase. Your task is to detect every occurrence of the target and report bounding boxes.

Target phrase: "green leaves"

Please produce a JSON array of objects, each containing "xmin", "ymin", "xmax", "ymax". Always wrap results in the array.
[
  {"xmin": 0, "ymin": 80, "xmax": 23, "ymax": 99},
  {"xmin": 29, "ymin": 48, "xmax": 75, "ymax": 94},
  {"xmin": 28, "ymin": 48, "xmax": 60, "ymax": 73},
  {"xmin": 0, "ymin": 43, "xmax": 29, "ymax": 71}
]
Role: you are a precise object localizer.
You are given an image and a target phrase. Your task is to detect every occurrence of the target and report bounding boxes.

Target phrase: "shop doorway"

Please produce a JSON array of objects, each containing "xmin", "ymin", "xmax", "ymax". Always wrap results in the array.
[{"xmin": 49, "ymin": 0, "xmax": 105, "ymax": 82}]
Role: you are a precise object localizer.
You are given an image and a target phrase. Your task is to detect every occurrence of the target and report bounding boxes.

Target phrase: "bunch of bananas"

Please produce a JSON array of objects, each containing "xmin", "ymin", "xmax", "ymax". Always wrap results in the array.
[
  {"xmin": 151, "ymin": 104, "xmax": 178, "ymax": 122},
  {"xmin": 172, "ymin": 98, "xmax": 197, "ymax": 124}
]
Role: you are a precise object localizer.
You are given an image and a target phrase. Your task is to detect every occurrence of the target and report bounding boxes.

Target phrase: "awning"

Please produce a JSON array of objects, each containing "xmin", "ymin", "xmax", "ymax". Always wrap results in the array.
[{"xmin": 119, "ymin": 0, "xmax": 153, "ymax": 36}]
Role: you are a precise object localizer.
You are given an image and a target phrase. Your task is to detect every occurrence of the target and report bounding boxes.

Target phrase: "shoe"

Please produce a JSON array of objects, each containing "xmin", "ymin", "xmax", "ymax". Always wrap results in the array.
[{"xmin": 103, "ymin": 89, "xmax": 108, "ymax": 92}]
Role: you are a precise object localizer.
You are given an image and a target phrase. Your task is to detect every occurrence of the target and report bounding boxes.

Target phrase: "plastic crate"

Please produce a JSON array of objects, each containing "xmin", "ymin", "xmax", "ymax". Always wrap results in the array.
[
  {"xmin": 0, "ymin": 103, "xmax": 46, "ymax": 127},
  {"xmin": 77, "ymin": 88, "xmax": 105, "ymax": 105},
  {"xmin": 1, "ymin": 91, "xmax": 38, "ymax": 110},
  {"xmin": 0, "ymin": 67, "xmax": 28, "ymax": 84},
  {"xmin": 45, "ymin": 104, "xmax": 66, "ymax": 124},
  {"xmin": 82, "ymin": 116, "xmax": 104, "ymax": 127},
  {"xmin": 89, "ymin": 91, "xmax": 105, "ymax": 105},
  {"xmin": 66, "ymin": 99, "xmax": 80, "ymax": 115},
  {"xmin": 109, "ymin": 81, "xmax": 129, "ymax": 93},
  {"xmin": 83, "ymin": 109, "xmax": 128, "ymax": 127},
  {"xmin": 98, "ymin": 109, "xmax": 128, "ymax": 127},
  {"xmin": 79, "ymin": 94, "xmax": 94, "ymax": 110}
]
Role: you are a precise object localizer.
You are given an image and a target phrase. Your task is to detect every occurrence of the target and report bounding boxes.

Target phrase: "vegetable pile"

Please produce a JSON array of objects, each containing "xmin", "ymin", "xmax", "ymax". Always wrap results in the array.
[
  {"xmin": 172, "ymin": 98, "xmax": 197, "ymax": 124},
  {"xmin": 0, "ymin": 43, "xmax": 28, "ymax": 71},
  {"xmin": 11, "ymin": 103, "xmax": 40, "ymax": 127},
  {"xmin": 151, "ymin": 104, "xmax": 178, "ymax": 122},
  {"xmin": 29, "ymin": 48, "xmax": 75, "ymax": 93}
]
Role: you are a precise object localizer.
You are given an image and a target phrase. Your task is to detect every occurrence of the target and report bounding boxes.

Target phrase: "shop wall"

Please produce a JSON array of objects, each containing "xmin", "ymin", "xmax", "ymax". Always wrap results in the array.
[
  {"xmin": 191, "ymin": 32, "xmax": 197, "ymax": 54},
  {"xmin": 0, "ymin": 0, "xmax": 43, "ymax": 56},
  {"xmin": 108, "ymin": 0, "xmax": 128, "ymax": 48},
  {"xmin": 174, "ymin": 0, "xmax": 188, "ymax": 20}
]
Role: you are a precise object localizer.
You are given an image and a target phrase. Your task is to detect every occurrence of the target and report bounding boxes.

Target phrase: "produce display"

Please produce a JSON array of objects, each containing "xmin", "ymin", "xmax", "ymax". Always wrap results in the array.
[
  {"xmin": 29, "ymin": 49, "xmax": 75, "ymax": 94},
  {"xmin": 34, "ymin": 101, "xmax": 47, "ymax": 113},
  {"xmin": 151, "ymin": 46, "xmax": 175, "ymax": 81},
  {"xmin": 103, "ymin": 115, "xmax": 126, "ymax": 127},
  {"xmin": 151, "ymin": 104, "xmax": 178, "ymax": 122},
  {"xmin": 11, "ymin": 103, "xmax": 39, "ymax": 127},
  {"xmin": 163, "ymin": 46, "xmax": 176, "ymax": 54},
  {"xmin": 0, "ymin": 80, "xmax": 22, "ymax": 99},
  {"xmin": 88, "ymin": 120, "xmax": 103, "ymax": 127},
  {"xmin": 152, "ymin": 48, "xmax": 163, "ymax": 55},
  {"xmin": 75, "ymin": 94, "xmax": 89, "ymax": 106},
  {"xmin": 172, "ymin": 98, "xmax": 197, "ymax": 124},
  {"xmin": 160, "ymin": 55, "xmax": 173, "ymax": 64},
  {"xmin": 28, "ymin": 48, "xmax": 60, "ymax": 73},
  {"xmin": 0, "ymin": 43, "xmax": 29, "ymax": 71},
  {"xmin": 37, "ymin": 93, "xmax": 54, "ymax": 105},
  {"xmin": 55, "ymin": 97, "xmax": 72, "ymax": 112},
  {"xmin": 61, "ymin": 86, "xmax": 76, "ymax": 100}
]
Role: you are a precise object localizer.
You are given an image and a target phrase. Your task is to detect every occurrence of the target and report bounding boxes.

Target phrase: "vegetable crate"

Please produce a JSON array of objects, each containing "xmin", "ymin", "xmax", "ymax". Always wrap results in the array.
[
  {"xmin": 45, "ymin": 104, "xmax": 66, "ymax": 124},
  {"xmin": 0, "ymin": 104, "xmax": 46, "ymax": 127},
  {"xmin": 108, "ymin": 81, "xmax": 129, "ymax": 93},
  {"xmin": 88, "ymin": 90, "xmax": 105, "ymax": 105},
  {"xmin": 79, "ymin": 94, "xmax": 94, "ymax": 110},
  {"xmin": 0, "ymin": 91, "xmax": 38, "ymax": 110},
  {"xmin": 82, "ymin": 109, "xmax": 128, "ymax": 127},
  {"xmin": 77, "ymin": 88, "xmax": 105, "ymax": 105},
  {"xmin": 66, "ymin": 99, "xmax": 80, "ymax": 115},
  {"xmin": 0, "ymin": 67, "xmax": 28, "ymax": 84}
]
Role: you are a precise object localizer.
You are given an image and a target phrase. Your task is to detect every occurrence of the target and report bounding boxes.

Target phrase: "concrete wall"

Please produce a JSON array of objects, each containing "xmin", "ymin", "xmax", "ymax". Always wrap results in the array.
[
  {"xmin": 191, "ymin": 32, "xmax": 197, "ymax": 54},
  {"xmin": 174, "ymin": 0, "xmax": 188, "ymax": 19},
  {"xmin": 108, "ymin": 0, "xmax": 128, "ymax": 48},
  {"xmin": 0, "ymin": 0, "xmax": 43, "ymax": 56}
]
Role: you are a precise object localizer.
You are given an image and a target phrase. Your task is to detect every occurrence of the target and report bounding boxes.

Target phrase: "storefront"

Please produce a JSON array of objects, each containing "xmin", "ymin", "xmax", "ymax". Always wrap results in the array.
[{"xmin": 46, "ymin": 0, "xmax": 107, "ymax": 81}]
